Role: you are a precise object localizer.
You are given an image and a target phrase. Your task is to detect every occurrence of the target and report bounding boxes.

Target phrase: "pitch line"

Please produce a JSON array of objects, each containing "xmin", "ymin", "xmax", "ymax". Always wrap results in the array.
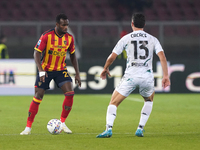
[
  {"xmin": 0, "ymin": 132, "xmax": 198, "ymax": 136},
  {"xmin": 126, "ymin": 97, "xmax": 143, "ymax": 102},
  {"xmin": 93, "ymin": 95, "xmax": 143, "ymax": 103}
]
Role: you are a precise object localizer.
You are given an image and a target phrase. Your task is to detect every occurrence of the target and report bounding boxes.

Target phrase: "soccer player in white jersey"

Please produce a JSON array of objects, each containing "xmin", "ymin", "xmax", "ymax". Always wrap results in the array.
[{"xmin": 96, "ymin": 13, "xmax": 170, "ymax": 138}]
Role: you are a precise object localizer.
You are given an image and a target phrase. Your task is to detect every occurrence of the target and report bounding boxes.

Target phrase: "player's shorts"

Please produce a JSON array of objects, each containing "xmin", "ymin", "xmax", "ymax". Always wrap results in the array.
[
  {"xmin": 115, "ymin": 73, "xmax": 154, "ymax": 97},
  {"xmin": 35, "ymin": 70, "xmax": 72, "ymax": 90}
]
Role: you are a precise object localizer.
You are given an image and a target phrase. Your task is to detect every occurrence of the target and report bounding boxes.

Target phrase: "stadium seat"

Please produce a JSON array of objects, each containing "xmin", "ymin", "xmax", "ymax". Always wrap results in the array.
[
  {"xmin": 0, "ymin": 9, "xmax": 11, "ymax": 21},
  {"xmin": 164, "ymin": 26, "xmax": 176, "ymax": 37},
  {"xmin": 144, "ymin": 9, "xmax": 157, "ymax": 21},
  {"xmin": 92, "ymin": 9, "xmax": 106, "ymax": 21},
  {"xmin": 1, "ymin": 27, "xmax": 13, "ymax": 36},
  {"xmin": 16, "ymin": 27, "xmax": 28, "ymax": 37},
  {"xmin": 156, "ymin": 8, "xmax": 171, "ymax": 20},
  {"xmin": 77, "ymin": 8, "xmax": 92, "ymax": 21},
  {"xmin": 169, "ymin": 8, "xmax": 183, "ymax": 20},
  {"xmin": 188, "ymin": 26, "xmax": 200, "ymax": 37},
  {"xmin": 82, "ymin": 27, "xmax": 95, "ymax": 37},
  {"xmin": 176, "ymin": 26, "xmax": 189, "ymax": 36},
  {"xmin": 0, "ymin": 0, "xmax": 200, "ymax": 21},
  {"xmin": 104, "ymin": 9, "xmax": 116, "ymax": 21},
  {"xmin": 183, "ymin": 8, "xmax": 197, "ymax": 20},
  {"xmin": 96, "ymin": 27, "xmax": 108, "ymax": 37},
  {"xmin": 150, "ymin": 26, "xmax": 160, "ymax": 37}
]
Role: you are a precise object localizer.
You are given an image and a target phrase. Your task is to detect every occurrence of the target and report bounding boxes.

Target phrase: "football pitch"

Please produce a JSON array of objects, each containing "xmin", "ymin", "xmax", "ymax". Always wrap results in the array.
[{"xmin": 0, "ymin": 94, "xmax": 199, "ymax": 150}]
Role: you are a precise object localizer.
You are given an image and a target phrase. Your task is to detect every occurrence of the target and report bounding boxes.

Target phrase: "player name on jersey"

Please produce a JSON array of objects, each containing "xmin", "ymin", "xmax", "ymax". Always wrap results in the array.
[{"xmin": 131, "ymin": 33, "xmax": 147, "ymax": 38}]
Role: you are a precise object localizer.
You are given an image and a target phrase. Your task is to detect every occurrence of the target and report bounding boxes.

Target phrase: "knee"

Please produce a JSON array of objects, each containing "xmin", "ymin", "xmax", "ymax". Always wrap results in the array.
[
  {"xmin": 144, "ymin": 98, "xmax": 153, "ymax": 102},
  {"xmin": 35, "ymin": 88, "xmax": 45, "ymax": 99},
  {"xmin": 109, "ymin": 99, "xmax": 121, "ymax": 107},
  {"xmin": 143, "ymin": 92, "xmax": 154, "ymax": 102},
  {"xmin": 34, "ymin": 92, "xmax": 44, "ymax": 100}
]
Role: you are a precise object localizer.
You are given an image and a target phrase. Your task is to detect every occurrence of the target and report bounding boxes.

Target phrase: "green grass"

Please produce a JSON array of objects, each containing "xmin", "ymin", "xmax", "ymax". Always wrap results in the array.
[{"xmin": 0, "ymin": 94, "xmax": 200, "ymax": 150}]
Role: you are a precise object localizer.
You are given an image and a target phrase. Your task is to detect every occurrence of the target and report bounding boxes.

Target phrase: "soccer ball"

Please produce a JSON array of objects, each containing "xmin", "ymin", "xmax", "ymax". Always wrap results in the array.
[{"xmin": 47, "ymin": 119, "xmax": 62, "ymax": 134}]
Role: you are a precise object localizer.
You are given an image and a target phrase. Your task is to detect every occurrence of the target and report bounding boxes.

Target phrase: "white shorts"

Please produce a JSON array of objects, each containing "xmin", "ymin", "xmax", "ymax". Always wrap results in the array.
[{"xmin": 115, "ymin": 74, "xmax": 154, "ymax": 97}]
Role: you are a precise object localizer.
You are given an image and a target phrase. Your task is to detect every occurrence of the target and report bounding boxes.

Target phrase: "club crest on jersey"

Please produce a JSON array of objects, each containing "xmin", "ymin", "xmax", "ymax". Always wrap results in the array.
[
  {"xmin": 64, "ymin": 40, "xmax": 67, "ymax": 45},
  {"xmin": 38, "ymin": 81, "xmax": 42, "ymax": 86}
]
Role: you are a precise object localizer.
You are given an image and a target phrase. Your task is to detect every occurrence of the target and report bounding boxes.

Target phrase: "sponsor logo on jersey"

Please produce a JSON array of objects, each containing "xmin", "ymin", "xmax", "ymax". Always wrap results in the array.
[
  {"xmin": 51, "ymin": 45, "xmax": 67, "ymax": 49},
  {"xmin": 131, "ymin": 62, "xmax": 148, "ymax": 67},
  {"xmin": 48, "ymin": 50, "xmax": 66, "ymax": 56}
]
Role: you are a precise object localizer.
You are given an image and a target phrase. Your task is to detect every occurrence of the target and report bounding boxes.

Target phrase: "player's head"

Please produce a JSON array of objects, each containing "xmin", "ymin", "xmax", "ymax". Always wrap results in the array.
[
  {"xmin": 55, "ymin": 13, "xmax": 69, "ymax": 35},
  {"xmin": 131, "ymin": 13, "xmax": 145, "ymax": 28},
  {"xmin": 0, "ymin": 35, "xmax": 7, "ymax": 43}
]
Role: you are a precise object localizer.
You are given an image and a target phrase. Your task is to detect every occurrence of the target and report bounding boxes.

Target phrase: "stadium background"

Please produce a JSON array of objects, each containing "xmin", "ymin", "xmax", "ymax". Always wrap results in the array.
[{"xmin": 0, "ymin": 0, "xmax": 199, "ymax": 94}]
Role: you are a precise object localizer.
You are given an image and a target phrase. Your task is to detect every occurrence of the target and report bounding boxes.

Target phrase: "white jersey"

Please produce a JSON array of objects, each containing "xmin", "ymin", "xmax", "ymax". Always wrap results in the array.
[{"xmin": 113, "ymin": 30, "xmax": 163, "ymax": 77}]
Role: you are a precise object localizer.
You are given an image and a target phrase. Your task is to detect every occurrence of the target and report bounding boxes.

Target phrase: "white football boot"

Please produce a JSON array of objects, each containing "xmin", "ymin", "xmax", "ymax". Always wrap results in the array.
[
  {"xmin": 20, "ymin": 127, "xmax": 31, "ymax": 135},
  {"xmin": 61, "ymin": 123, "xmax": 72, "ymax": 134}
]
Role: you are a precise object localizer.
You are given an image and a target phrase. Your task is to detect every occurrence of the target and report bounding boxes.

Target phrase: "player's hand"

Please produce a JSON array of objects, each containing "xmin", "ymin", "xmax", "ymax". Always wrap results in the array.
[
  {"xmin": 100, "ymin": 68, "xmax": 111, "ymax": 80},
  {"xmin": 39, "ymin": 71, "xmax": 48, "ymax": 82},
  {"xmin": 162, "ymin": 76, "xmax": 170, "ymax": 89},
  {"xmin": 75, "ymin": 74, "xmax": 81, "ymax": 87}
]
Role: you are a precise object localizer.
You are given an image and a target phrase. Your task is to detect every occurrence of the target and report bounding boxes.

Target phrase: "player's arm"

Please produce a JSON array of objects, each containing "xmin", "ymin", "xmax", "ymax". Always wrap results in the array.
[
  {"xmin": 100, "ymin": 52, "xmax": 118, "ymax": 80},
  {"xmin": 157, "ymin": 51, "xmax": 170, "ymax": 88},
  {"xmin": 70, "ymin": 52, "xmax": 81, "ymax": 87},
  {"xmin": 34, "ymin": 50, "xmax": 47, "ymax": 82},
  {"xmin": 34, "ymin": 34, "xmax": 48, "ymax": 82}
]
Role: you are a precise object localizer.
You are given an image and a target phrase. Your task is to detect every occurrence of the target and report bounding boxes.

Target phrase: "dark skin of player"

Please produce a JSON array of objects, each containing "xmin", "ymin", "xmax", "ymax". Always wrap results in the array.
[{"xmin": 34, "ymin": 19, "xmax": 81, "ymax": 99}]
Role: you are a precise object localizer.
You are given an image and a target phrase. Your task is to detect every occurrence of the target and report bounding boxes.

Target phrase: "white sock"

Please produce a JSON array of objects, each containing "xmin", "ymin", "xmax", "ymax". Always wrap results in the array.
[
  {"xmin": 138, "ymin": 101, "xmax": 153, "ymax": 129},
  {"xmin": 25, "ymin": 127, "xmax": 31, "ymax": 132},
  {"xmin": 106, "ymin": 104, "xmax": 117, "ymax": 130}
]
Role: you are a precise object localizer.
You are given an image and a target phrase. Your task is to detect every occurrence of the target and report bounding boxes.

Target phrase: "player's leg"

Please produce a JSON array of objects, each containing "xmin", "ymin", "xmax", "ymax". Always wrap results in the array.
[
  {"xmin": 106, "ymin": 90, "xmax": 126, "ymax": 130},
  {"xmin": 135, "ymin": 76, "xmax": 155, "ymax": 137},
  {"xmin": 135, "ymin": 92, "xmax": 154, "ymax": 137},
  {"xmin": 20, "ymin": 72, "xmax": 51, "ymax": 135},
  {"xmin": 96, "ymin": 90, "xmax": 126, "ymax": 138},
  {"xmin": 97, "ymin": 76, "xmax": 134, "ymax": 138},
  {"xmin": 56, "ymin": 70, "xmax": 74, "ymax": 133},
  {"xmin": 59, "ymin": 82, "xmax": 74, "ymax": 133},
  {"xmin": 20, "ymin": 88, "xmax": 45, "ymax": 135}
]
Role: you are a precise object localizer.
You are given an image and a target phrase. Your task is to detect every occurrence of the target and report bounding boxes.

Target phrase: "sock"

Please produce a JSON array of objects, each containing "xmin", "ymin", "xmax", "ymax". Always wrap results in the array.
[
  {"xmin": 106, "ymin": 104, "xmax": 117, "ymax": 130},
  {"xmin": 138, "ymin": 101, "xmax": 153, "ymax": 129},
  {"xmin": 60, "ymin": 91, "xmax": 74, "ymax": 123},
  {"xmin": 27, "ymin": 97, "xmax": 42, "ymax": 128}
]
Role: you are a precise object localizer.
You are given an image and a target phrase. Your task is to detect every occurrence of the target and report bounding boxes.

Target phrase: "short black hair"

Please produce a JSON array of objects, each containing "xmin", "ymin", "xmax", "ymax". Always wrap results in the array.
[
  {"xmin": 0, "ymin": 35, "xmax": 6, "ymax": 41},
  {"xmin": 132, "ymin": 13, "xmax": 145, "ymax": 28},
  {"xmin": 56, "ymin": 13, "xmax": 68, "ymax": 23}
]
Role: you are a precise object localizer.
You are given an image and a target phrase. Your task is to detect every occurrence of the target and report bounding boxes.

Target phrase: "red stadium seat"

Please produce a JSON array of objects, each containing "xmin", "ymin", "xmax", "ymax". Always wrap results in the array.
[
  {"xmin": 164, "ymin": 26, "xmax": 176, "ymax": 37},
  {"xmin": 0, "ymin": 0, "xmax": 200, "ymax": 21},
  {"xmin": 176, "ymin": 26, "xmax": 189, "ymax": 36}
]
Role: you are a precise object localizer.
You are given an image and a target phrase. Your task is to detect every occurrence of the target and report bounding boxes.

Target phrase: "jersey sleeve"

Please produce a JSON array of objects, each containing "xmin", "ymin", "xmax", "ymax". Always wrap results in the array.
[
  {"xmin": 68, "ymin": 35, "xmax": 75, "ymax": 54},
  {"xmin": 112, "ymin": 37, "xmax": 125, "ymax": 55},
  {"xmin": 34, "ymin": 34, "xmax": 47, "ymax": 52},
  {"xmin": 154, "ymin": 37, "xmax": 163, "ymax": 54}
]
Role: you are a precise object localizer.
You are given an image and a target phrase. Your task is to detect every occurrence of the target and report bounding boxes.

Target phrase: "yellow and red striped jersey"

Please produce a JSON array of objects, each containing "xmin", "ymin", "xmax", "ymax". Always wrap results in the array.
[{"xmin": 34, "ymin": 28, "xmax": 75, "ymax": 71}]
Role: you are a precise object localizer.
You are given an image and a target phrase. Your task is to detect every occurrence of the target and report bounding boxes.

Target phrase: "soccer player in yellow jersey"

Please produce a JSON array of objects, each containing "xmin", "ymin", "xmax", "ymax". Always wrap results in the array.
[
  {"xmin": 0, "ymin": 35, "xmax": 9, "ymax": 59},
  {"xmin": 20, "ymin": 14, "xmax": 81, "ymax": 135}
]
